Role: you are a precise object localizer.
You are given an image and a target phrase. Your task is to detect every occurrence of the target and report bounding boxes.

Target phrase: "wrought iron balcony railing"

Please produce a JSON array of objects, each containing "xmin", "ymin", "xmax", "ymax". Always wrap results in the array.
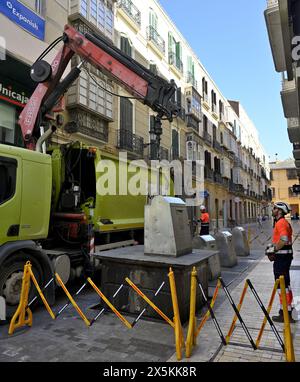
[
  {"xmin": 67, "ymin": 109, "xmax": 109, "ymax": 142},
  {"xmin": 204, "ymin": 167, "xmax": 214, "ymax": 180},
  {"xmin": 187, "ymin": 115, "xmax": 199, "ymax": 132},
  {"xmin": 169, "ymin": 52, "xmax": 183, "ymax": 73},
  {"xmin": 213, "ymin": 140, "xmax": 222, "ymax": 152},
  {"xmin": 147, "ymin": 26, "xmax": 165, "ymax": 54},
  {"xmin": 117, "ymin": 129, "xmax": 144, "ymax": 156},
  {"xmin": 186, "ymin": 71, "xmax": 198, "ymax": 89},
  {"xmin": 203, "ymin": 131, "xmax": 212, "ymax": 146},
  {"xmin": 118, "ymin": 0, "xmax": 141, "ymax": 27}
]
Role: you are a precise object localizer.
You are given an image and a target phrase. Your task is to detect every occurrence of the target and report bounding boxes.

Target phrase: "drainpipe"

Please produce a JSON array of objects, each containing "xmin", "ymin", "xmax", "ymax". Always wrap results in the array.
[{"xmin": 36, "ymin": 125, "xmax": 56, "ymax": 153}]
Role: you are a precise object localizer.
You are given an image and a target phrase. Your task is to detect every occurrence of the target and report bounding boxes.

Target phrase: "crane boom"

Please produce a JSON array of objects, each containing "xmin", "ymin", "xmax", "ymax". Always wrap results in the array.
[{"xmin": 19, "ymin": 25, "xmax": 179, "ymax": 150}]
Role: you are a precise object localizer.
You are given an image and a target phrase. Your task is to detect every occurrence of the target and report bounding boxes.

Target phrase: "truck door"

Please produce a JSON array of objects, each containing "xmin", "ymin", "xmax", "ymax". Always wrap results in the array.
[{"xmin": 0, "ymin": 155, "xmax": 21, "ymax": 245}]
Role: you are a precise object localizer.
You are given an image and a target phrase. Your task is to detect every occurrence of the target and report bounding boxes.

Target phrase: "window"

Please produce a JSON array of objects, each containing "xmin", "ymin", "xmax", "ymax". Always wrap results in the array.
[
  {"xmin": 78, "ymin": 0, "xmax": 114, "ymax": 40},
  {"xmin": 168, "ymin": 32, "xmax": 182, "ymax": 71},
  {"xmin": 172, "ymin": 129, "xmax": 179, "ymax": 160},
  {"xmin": 149, "ymin": 8, "xmax": 158, "ymax": 30},
  {"xmin": 272, "ymin": 187, "xmax": 275, "ymax": 198},
  {"xmin": 203, "ymin": 114, "xmax": 208, "ymax": 133},
  {"xmin": 120, "ymin": 36, "xmax": 132, "ymax": 57},
  {"xmin": 0, "ymin": 103, "xmax": 16, "ymax": 145},
  {"xmin": 0, "ymin": 157, "xmax": 17, "ymax": 205},
  {"xmin": 149, "ymin": 62, "xmax": 158, "ymax": 75},
  {"xmin": 286, "ymin": 169, "xmax": 297, "ymax": 180},
  {"xmin": 68, "ymin": 60, "xmax": 113, "ymax": 120},
  {"xmin": 120, "ymin": 98, "xmax": 133, "ymax": 132},
  {"xmin": 21, "ymin": 0, "xmax": 43, "ymax": 14}
]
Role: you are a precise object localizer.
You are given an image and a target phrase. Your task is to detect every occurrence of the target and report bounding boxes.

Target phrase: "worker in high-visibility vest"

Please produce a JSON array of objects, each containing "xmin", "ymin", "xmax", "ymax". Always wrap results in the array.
[
  {"xmin": 265, "ymin": 201, "xmax": 296, "ymax": 323},
  {"xmin": 199, "ymin": 205, "xmax": 210, "ymax": 236}
]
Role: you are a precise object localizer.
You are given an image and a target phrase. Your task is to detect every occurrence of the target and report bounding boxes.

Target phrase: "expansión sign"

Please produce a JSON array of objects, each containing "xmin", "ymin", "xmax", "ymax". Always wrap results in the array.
[{"xmin": 0, "ymin": 0, "xmax": 45, "ymax": 41}]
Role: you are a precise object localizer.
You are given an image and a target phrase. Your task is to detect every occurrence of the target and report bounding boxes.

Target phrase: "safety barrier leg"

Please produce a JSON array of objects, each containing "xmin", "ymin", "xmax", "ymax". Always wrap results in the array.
[
  {"xmin": 8, "ymin": 262, "xmax": 33, "ymax": 335},
  {"xmin": 226, "ymin": 281, "xmax": 249, "ymax": 344},
  {"xmin": 195, "ymin": 279, "xmax": 221, "ymax": 337},
  {"xmin": 88, "ymin": 278, "xmax": 132, "ymax": 329},
  {"xmin": 280, "ymin": 276, "xmax": 295, "ymax": 362},
  {"xmin": 248, "ymin": 279, "xmax": 285, "ymax": 352},
  {"xmin": 168, "ymin": 268, "xmax": 184, "ymax": 361},
  {"xmin": 185, "ymin": 268, "xmax": 197, "ymax": 358},
  {"xmin": 30, "ymin": 270, "xmax": 56, "ymax": 320},
  {"xmin": 219, "ymin": 278, "xmax": 257, "ymax": 350},
  {"xmin": 196, "ymin": 276, "xmax": 226, "ymax": 346},
  {"xmin": 125, "ymin": 277, "xmax": 175, "ymax": 328},
  {"xmin": 55, "ymin": 273, "xmax": 91, "ymax": 327}
]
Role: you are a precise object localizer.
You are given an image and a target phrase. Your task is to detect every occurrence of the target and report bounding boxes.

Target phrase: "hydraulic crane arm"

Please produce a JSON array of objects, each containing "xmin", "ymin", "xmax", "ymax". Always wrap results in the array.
[{"xmin": 19, "ymin": 25, "xmax": 179, "ymax": 149}]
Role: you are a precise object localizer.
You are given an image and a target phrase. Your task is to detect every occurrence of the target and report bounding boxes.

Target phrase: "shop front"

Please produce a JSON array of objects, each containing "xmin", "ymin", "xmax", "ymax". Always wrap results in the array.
[{"xmin": 0, "ymin": 54, "xmax": 35, "ymax": 147}]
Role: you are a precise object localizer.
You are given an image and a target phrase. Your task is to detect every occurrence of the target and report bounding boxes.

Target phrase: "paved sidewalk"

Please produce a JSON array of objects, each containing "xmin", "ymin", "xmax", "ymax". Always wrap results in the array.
[{"xmin": 168, "ymin": 221, "xmax": 300, "ymax": 362}]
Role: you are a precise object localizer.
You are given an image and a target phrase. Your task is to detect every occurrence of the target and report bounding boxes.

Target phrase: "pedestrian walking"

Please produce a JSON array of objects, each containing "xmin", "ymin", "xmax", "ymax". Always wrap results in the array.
[
  {"xmin": 199, "ymin": 205, "xmax": 210, "ymax": 236},
  {"xmin": 257, "ymin": 213, "xmax": 263, "ymax": 232},
  {"xmin": 265, "ymin": 201, "xmax": 296, "ymax": 323}
]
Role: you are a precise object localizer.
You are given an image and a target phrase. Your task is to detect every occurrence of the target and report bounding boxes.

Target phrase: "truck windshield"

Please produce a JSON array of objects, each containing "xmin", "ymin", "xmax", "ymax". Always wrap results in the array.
[{"xmin": 0, "ymin": 157, "xmax": 17, "ymax": 205}]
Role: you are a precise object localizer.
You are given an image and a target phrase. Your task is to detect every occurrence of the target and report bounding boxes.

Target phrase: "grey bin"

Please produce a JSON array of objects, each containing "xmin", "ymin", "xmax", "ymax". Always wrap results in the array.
[
  {"xmin": 232, "ymin": 227, "xmax": 250, "ymax": 257},
  {"xmin": 193, "ymin": 235, "xmax": 221, "ymax": 280},
  {"xmin": 214, "ymin": 231, "xmax": 237, "ymax": 268}
]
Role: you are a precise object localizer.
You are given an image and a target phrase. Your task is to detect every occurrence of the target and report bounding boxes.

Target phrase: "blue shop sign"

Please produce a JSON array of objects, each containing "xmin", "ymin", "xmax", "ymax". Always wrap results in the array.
[{"xmin": 0, "ymin": 0, "xmax": 45, "ymax": 41}]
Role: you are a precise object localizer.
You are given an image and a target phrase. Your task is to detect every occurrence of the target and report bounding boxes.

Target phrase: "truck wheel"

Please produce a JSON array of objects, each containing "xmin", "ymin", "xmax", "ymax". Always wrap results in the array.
[{"xmin": 0, "ymin": 252, "xmax": 44, "ymax": 318}]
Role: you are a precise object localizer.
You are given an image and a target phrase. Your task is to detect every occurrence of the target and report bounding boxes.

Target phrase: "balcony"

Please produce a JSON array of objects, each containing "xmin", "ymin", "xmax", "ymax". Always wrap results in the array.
[
  {"xmin": 264, "ymin": 0, "xmax": 286, "ymax": 73},
  {"xmin": 204, "ymin": 167, "xmax": 214, "ymax": 181},
  {"xmin": 229, "ymin": 181, "xmax": 244, "ymax": 194},
  {"xmin": 287, "ymin": 118, "xmax": 300, "ymax": 143},
  {"xmin": 202, "ymin": 93, "xmax": 210, "ymax": 110},
  {"xmin": 69, "ymin": 0, "xmax": 114, "ymax": 41},
  {"xmin": 203, "ymin": 131, "xmax": 212, "ymax": 146},
  {"xmin": 67, "ymin": 109, "xmax": 109, "ymax": 142},
  {"xmin": 293, "ymin": 143, "xmax": 300, "ymax": 160},
  {"xmin": 169, "ymin": 52, "xmax": 183, "ymax": 74},
  {"xmin": 187, "ymin": 115, "xmax": 199, "ymax": 132},
  {"xmin": 145, "ymin": 145, "xmax": 169, "ymax": 161},
  {"xmin": 147, "ymin": 26, "xmax": 165, "ymax": 56},
  {"xmin": 117, "ymin": 129, "xmax": 144, "ymax": 156},
  {"xmin": 211, "ymin": 103, "xmax": 218, "ymax": 120},
  {"xmin": 281, "ymin": 79, "xmax": 299, "ymax": 119},
  {"xmin": 185, "ymin": 86, "xmax": 202, "ymax": 122},
  {"xmin": 234, "ymin": 158, "xmax": 243, "ymax": 168},
  {"xmin": 213, "ymin": 140, "xmax": 223, "ymax": 153},
  {"xmin": 186, "ymin": 71, "xmax": 198, "ymax": 89},
  {"xmin": 214, "ymin": 173, "xmax": 223, "ymax": 185},
  {"xmin": 117, "ymin": 0, "xmax": 141, "ymax": 29}
]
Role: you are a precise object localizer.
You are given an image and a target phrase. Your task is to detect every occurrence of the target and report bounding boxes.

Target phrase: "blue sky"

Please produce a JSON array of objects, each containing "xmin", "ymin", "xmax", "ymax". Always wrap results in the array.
[{"xmin": 158, "ymin": 0, "xmax": 292, "ymax": 162}]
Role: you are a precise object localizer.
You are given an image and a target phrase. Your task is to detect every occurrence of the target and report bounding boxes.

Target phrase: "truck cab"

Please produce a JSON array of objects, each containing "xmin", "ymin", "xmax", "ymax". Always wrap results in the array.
[{"xmin": 0, "ymin": 144, "xmax": 53, "ymax": 315}]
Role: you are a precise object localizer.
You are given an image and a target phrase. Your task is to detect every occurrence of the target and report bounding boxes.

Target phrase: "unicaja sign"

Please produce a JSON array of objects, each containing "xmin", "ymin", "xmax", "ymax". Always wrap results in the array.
[{"xmin": 0, "ymin": 37, "xmax": 5, "ymax": 61}]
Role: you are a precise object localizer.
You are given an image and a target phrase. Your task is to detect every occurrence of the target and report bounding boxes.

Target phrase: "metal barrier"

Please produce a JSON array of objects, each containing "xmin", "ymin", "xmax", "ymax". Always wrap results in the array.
[
  {"xmin": 185, "ymin": 270, "xmax": 295, "ymax": 362},
  {"xmin": 8, "ymin": 262, "xmax": 184, "ymax": 361}
]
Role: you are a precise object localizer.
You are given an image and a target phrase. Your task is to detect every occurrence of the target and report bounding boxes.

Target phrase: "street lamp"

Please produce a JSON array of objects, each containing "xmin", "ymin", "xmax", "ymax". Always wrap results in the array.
[{"xmin": 143, "ymin": 115, "xmax": 163, "ymax": 161}]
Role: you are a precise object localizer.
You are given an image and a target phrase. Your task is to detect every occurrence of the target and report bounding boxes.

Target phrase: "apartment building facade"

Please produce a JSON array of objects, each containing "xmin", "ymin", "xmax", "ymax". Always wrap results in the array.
[
  {"xmin": 270, "ymin": 159, "xmax": 300, "ymax": 216},
  {"xmin": 0, "ymin": 0, "xmax": 272, "ymax": 229},
  {"xmin": 265, "ymin": 0, "xmax": 300, "ymax": 175}
]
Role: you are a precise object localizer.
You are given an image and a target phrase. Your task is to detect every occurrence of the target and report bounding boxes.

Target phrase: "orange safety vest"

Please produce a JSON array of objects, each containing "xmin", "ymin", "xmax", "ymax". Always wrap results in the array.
[
  {"xmin": 272, "ymin": 217, "xmax": 293, "ymax": 255},
  {"xmin": 200, "ymin": 212, "xmax": 210, "ymax": 225}
]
